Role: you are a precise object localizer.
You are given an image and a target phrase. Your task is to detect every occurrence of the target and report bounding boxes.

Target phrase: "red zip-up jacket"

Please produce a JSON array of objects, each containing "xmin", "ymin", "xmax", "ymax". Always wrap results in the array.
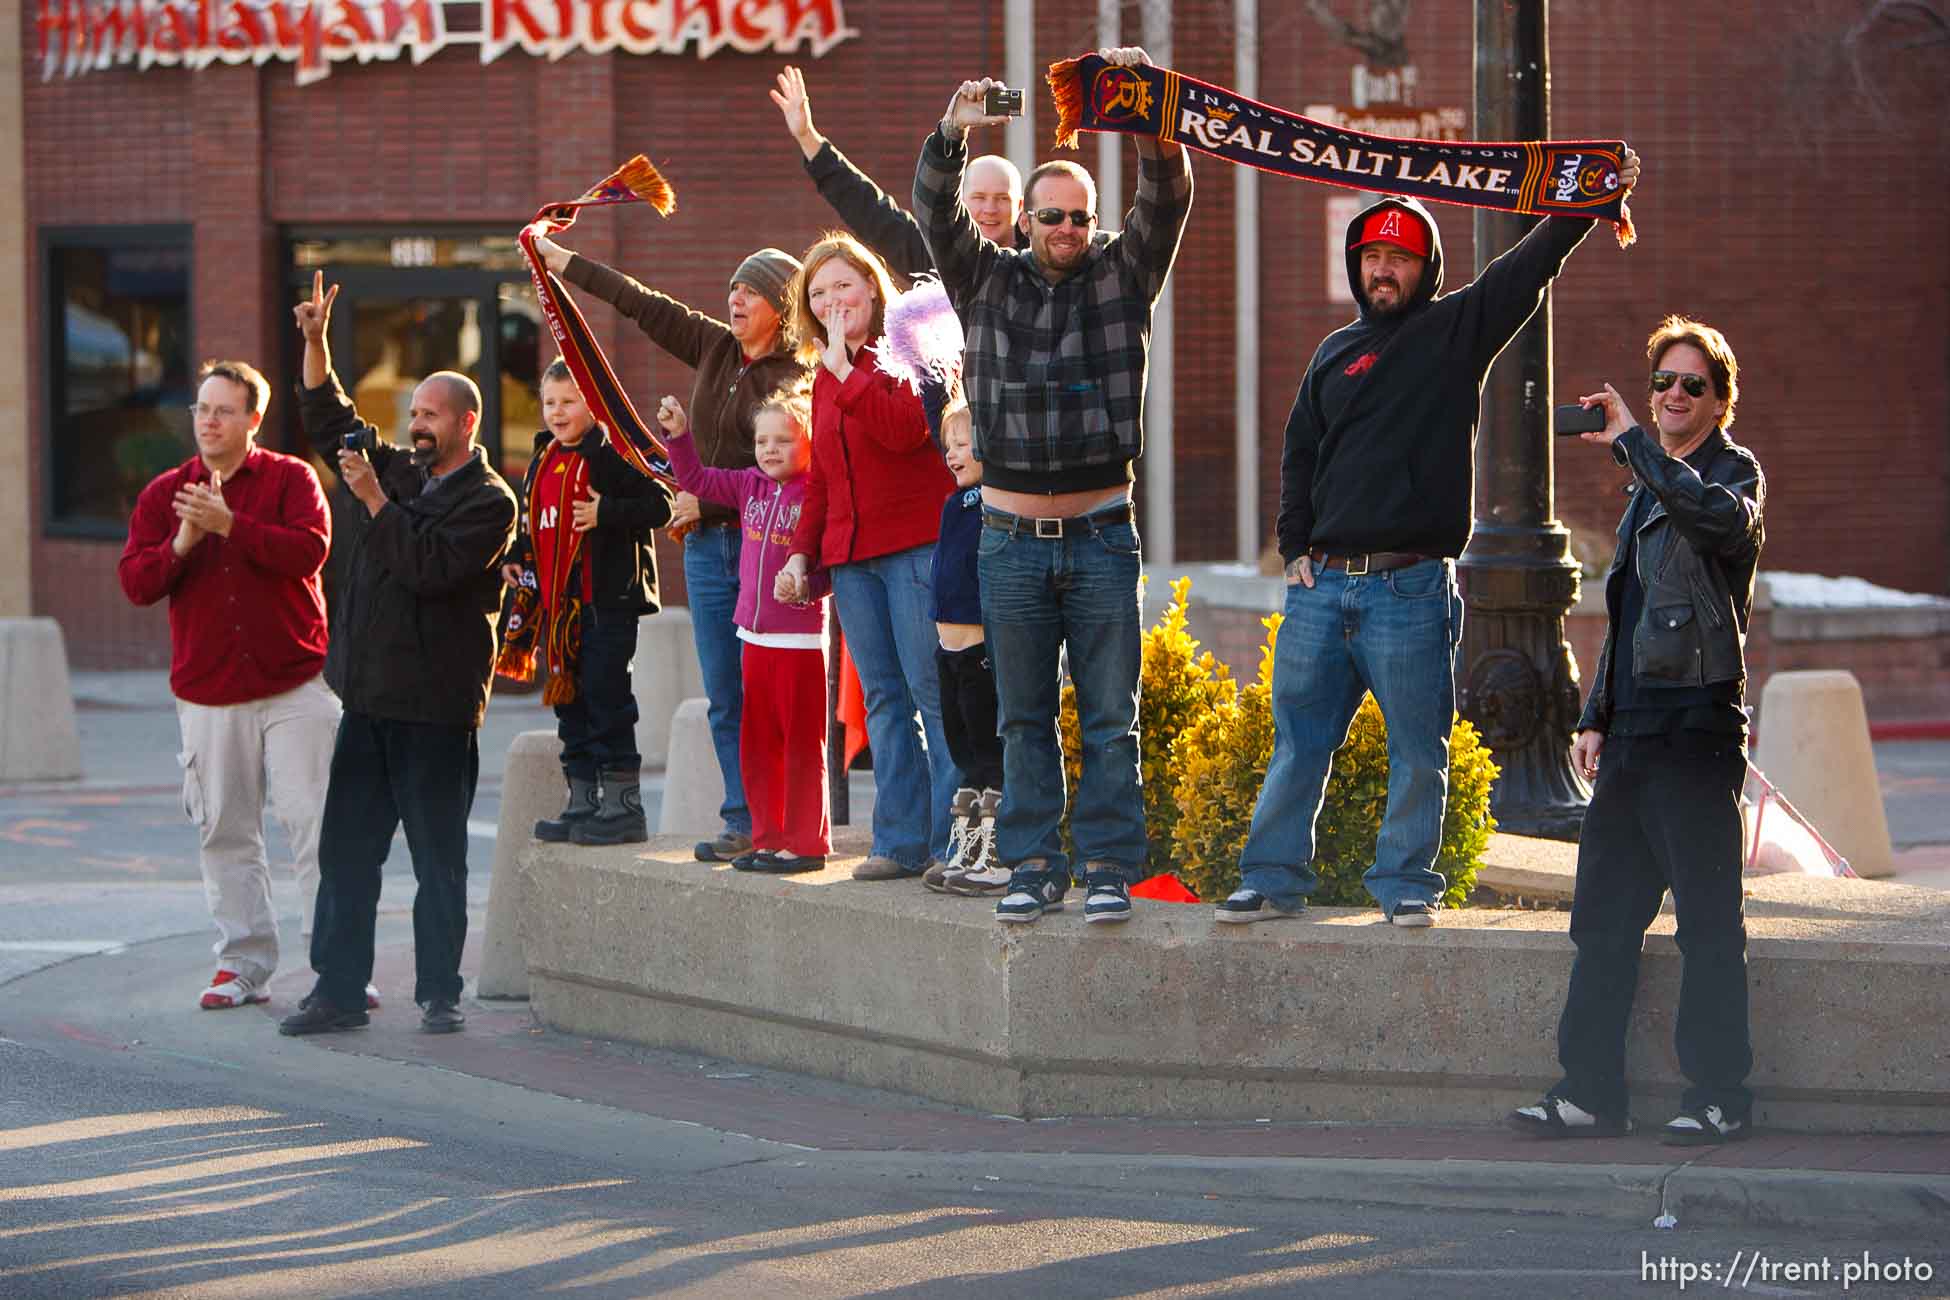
[
  {"xmin": 118, "ymin": 446, "xmax": 331, "ymax": 707},
  {"xmin": 790, "ymin": 340, "xmax": 954, "ymax": 570}
]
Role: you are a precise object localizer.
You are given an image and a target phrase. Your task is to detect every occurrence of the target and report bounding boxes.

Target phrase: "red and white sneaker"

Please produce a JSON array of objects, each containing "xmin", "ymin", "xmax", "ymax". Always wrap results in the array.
[
  {"xmin": 199, "ymin": 970, "xmax": 269, "ymax": 1010},
  {"xmin": 364, "ymin": 984, "xmax": 382, "ymax": 1011}
]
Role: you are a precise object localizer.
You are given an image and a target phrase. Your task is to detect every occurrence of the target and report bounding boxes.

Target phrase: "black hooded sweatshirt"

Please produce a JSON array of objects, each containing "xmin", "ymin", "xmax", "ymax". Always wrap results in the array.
[{"xmin": 1277, "ymin": 196, "xmax": 1594, "ymax": 563}]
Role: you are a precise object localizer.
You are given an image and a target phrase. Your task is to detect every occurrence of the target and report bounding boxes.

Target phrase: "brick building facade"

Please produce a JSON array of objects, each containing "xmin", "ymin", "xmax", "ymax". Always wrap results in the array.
[{"xmin": 21, "ymin": 0, "xmax": 1949, "ymax": 668}]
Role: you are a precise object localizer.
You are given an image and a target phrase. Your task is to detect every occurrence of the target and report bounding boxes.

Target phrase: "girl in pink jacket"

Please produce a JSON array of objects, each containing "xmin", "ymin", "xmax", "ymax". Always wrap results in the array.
[{"xmin": 660, "ymin": 380, "xmax": 830, "ymax": 872}]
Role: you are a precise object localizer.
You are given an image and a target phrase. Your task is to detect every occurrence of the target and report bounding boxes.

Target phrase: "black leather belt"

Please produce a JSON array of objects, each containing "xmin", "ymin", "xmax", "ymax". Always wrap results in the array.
[
  {"xmin": 1308, "ymin": 548, "xmax": 1434, "ymax": 575},
  {"xmin": 982, "ymin": 502, "xmax": 1135, "ymax": 539}
]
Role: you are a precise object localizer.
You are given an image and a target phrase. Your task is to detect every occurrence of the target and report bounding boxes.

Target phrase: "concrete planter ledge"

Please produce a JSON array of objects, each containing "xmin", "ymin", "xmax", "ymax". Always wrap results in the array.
[{"xmin": 517, "ymin": 835, "xmax": 1950, "ymax": 1134}]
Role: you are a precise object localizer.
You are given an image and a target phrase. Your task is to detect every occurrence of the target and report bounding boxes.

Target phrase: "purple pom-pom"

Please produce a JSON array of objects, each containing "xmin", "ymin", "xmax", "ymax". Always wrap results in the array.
[{"xmin": 872, "ymin": 278, "xmax": 965, "ymax": 393}]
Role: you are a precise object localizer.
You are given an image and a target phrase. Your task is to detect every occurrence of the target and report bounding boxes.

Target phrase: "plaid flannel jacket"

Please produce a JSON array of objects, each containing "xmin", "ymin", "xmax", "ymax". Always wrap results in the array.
[{"xmin": 914, "ymin": 128, "xmax": 1192, "ymax": 491}]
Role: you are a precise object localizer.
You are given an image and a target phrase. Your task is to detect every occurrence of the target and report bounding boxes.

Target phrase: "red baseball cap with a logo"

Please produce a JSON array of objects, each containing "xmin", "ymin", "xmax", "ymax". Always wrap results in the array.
[{"xmin": 1354, "ymin": 206, "xmax": 1431, "ymax": 259}]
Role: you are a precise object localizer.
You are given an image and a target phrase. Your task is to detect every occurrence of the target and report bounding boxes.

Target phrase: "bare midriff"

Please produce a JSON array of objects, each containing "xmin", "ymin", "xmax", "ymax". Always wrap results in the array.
[{"xmin": 980, "ymin": 484, "xmax": 1132, "ymax": 520}]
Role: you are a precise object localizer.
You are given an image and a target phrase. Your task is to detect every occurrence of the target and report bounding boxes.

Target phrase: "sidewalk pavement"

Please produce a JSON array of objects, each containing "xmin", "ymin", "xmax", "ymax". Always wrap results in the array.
[
  {"xmin": 246, "ymin": 914, "xmax": 1950, "ymax": 1236},
  {"xmin": 47, "ymin": 672, "xmax": 1950, "ymax": 1233}
]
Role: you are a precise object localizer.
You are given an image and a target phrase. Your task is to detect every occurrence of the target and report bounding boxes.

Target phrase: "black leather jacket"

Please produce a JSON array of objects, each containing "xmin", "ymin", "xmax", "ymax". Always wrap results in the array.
[{"xmin": 1577, "ymin": 425, "xmax": 1765, "ymax": 735}]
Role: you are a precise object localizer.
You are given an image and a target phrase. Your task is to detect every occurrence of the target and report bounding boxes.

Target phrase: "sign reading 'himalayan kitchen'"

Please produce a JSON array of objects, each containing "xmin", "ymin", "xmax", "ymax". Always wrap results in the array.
[{"xmin": 36, "ymin": 0, "xmax": 855, "ymax": 85}]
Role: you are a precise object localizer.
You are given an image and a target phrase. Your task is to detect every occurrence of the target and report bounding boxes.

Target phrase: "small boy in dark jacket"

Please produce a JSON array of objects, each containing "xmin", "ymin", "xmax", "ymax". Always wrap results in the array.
[
  {"xmin": 500, "ymin": 359, "xmax": 674, "ymax": 846},
  {"xmin": 923, "ymin": 398, "xmax": 1009, "ymax": 896}
]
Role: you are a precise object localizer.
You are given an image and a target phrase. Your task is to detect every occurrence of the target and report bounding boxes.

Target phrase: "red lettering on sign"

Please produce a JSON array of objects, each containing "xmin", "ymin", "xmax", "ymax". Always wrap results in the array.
[{"xmin": 35, "ymin": 0, "xmax": 857, "ymax": 83}]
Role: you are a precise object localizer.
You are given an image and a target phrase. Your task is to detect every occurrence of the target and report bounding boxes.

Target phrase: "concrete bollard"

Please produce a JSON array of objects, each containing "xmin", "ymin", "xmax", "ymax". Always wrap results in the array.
[
  {"xmin": 1755, "ymin": 670, "xmax": 1895, "ymax": 879},
  {"xmin": 656, "ymin": 696, "xmax": 725, "ymax": 836},
  {"xmin": 0, "ymin": 618, "xmax": 81, "ymax": 782},
  {"xmin": 633, "ymin": 604, "xmax": 703, "ymax": 771},
  {"xmin": 477, "ymin": 729, "xmax": 564, "ymax": 999}
]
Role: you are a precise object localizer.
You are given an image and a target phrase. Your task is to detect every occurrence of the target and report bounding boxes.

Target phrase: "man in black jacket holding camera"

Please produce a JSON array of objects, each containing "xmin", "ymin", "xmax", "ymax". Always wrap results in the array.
[
  {"xmin": 280, "ymin": 272, "xmax": 518, "ymax": 1037},
  {"xmin": 1511, "ymin": 316, "xmax": 1765, "ymax": 1145}
]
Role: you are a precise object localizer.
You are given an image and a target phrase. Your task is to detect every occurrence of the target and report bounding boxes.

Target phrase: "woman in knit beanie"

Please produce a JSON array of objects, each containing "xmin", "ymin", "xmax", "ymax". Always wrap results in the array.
[{"xmin": 531, "ymin": 232, "xmax": 810, "ymax": 864}]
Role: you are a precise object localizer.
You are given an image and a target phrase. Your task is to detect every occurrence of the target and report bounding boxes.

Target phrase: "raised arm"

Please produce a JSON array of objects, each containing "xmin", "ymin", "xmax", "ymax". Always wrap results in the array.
[
  {"xmin": 1460, "ymin": 148, "xmax": 1640, "ymax": 369},
  {"xmin": 657, "ymin": 395, "xmax": 754, "ymax": 511},
  {"xmin": 533, "ymin": 235, "xmax": 730, "ymax": 370},
  {"xmin": 913, "ymin": 77, "xmax": 1012, "ymax": 301},
  {"xmin": 1115, "ymin": 141, "xmax": 1193, "ymax": 301},
  {"xmin": 775, "ymin": 65, "xmax": 934, "ymax": 279},
  {"xmin": 1104, "ymin": 48, "xmax": 1193, "ymax": 301},
  {"xmin": 293, "ymin": 271, "xmax": 400, "ymax": 483}
]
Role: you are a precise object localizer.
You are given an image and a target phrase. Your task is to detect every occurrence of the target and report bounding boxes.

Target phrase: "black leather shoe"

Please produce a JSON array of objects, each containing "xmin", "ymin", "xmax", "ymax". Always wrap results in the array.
[
  {"xmin": 279, "ymin": 1000, "xmax": 369, "ymax": 1036},
  {"xmin": 420, "ymin": 999, "xmax": 465, "ymax": 1034},
  {"xmin": 750, "ymin": 852, "xmax": 825, "ymax": 874}
]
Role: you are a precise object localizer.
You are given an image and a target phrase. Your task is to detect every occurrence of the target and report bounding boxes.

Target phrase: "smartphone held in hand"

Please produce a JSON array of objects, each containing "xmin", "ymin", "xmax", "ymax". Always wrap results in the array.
[{"xmin": 1553, "ymin": 403, "xmax": 1607, "ymax": 436}]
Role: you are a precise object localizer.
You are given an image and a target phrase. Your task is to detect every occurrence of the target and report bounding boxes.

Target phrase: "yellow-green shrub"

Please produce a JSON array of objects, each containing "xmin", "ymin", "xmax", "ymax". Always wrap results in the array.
[
  {"xmin": 1171, "ymin": 611, "xmax": 1499, "ymax": 909},
  {"xmin": 1058, "ymin": 576, "xmax": 1234, "ymax": 875}
]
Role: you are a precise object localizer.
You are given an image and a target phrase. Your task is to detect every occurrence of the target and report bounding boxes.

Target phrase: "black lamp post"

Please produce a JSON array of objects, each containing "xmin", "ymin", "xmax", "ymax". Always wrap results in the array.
[{"xmin": 1457, "ymin": 0, "xmax": 1590, "ymax": 839}]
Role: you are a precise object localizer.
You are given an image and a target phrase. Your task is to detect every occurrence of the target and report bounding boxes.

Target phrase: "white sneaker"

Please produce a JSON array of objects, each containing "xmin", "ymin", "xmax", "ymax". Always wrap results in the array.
[
  {"xmin": 1662, "ymin": 1104, "xmax": 1749, "ymax": 1146},
  {"xmin": 199, "ymin": 970, "xmax": 269, "ymax": 1010},
  {"xmin": 1507, "ymin": 1094, "xmax": 1634, "ymax": 1138},
  {"xmin": 945, "ymin": 804, "xmax": 1005, "ymax": 895}
]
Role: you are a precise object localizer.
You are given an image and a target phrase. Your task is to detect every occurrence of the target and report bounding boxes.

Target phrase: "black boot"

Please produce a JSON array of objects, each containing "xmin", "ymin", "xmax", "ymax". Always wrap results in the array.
[
  {"xmin": 572, "ymin": 766, "xmax": 648, "ymax": 845},
  {"xmin": 535, "ymin": 773, "xmax": 599, "ymax": 843}
]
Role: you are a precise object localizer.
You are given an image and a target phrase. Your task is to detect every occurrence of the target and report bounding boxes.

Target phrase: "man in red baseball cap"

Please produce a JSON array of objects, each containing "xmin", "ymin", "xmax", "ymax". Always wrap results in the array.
[
  {"xmin": 1217, "ymin": 148, "xmax": 1640, "ymax": 934},
  {"xmin": 1350, "ymin": 204, "xmax": 1433, "ymax": 315}
]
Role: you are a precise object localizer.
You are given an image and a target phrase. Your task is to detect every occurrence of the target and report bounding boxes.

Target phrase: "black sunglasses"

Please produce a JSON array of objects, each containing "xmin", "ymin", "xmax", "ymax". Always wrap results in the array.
[
  {"xmin": 1649, "ymin": 370, "xmax": 1711, "ymax": 398},
  {"xmin": 1032, "ymin": 207, "xmax": 1095, "ymax": 228}
]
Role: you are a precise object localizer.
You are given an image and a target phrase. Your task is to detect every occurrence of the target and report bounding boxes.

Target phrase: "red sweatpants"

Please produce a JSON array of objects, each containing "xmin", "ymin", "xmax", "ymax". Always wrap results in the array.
[{"xmin": 739, "ymin": 642, "xmax": 831, "ymax": 856}]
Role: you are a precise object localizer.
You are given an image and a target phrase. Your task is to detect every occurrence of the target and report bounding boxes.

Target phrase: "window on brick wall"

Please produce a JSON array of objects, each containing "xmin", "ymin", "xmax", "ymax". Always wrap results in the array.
[{"xmin": 43, "ymin": 227, "xmax": 194, "ymax": 536}]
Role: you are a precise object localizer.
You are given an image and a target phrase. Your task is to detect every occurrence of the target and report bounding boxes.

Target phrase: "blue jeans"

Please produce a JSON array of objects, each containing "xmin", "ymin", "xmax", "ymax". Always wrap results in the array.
[
  {"xmin": 1238, "ymin": 559, "xmax": 1462, "ymax": 914},
  {"xmin": 831, "ymin": 546, "xmax": 959, "ymax": 867},
  {"xmin": 683, "ymin": 526, "xmax": 749, "ymax": 835},
  {"xmin": 978, "ymin": 510, "xmax": 1146, "ymax": 889}
]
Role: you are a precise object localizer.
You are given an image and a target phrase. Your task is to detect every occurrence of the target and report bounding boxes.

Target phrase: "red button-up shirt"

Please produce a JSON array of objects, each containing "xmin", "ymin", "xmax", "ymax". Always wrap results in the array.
[{"xmin": 118, "ymin": 446, "xmax": 331, "ymax": 707}]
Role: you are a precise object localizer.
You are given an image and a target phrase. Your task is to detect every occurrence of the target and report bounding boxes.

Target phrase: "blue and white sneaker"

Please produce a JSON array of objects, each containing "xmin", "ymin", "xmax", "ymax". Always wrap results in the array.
[
  {"xmin": 1215, "ymin": 888, "xmax": 1305, "ymax": 924},
  {"xmin": 996, "ymin": 875, "xmax": 1066, "ymax": 924},
  {"xmin": 1082, "ymin": 876, "xmax": 1132, "ymax": 924}
]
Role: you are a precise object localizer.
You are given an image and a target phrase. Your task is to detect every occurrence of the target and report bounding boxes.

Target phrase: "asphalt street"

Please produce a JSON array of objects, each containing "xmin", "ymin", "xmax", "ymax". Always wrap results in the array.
[
  {"xmin": 0, "ymin": 673, "xmax": 1945, "ymax": 1296},
  {"xmin": 4, "ymin": 934, "xmax": 1945, "ymax": 1299}
]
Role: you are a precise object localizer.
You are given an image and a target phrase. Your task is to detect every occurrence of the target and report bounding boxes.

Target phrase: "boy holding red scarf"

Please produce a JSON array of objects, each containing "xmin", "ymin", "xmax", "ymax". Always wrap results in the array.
[{"xmin": 501, "ymin": 360, "xmax": 675, "ymax": 846}]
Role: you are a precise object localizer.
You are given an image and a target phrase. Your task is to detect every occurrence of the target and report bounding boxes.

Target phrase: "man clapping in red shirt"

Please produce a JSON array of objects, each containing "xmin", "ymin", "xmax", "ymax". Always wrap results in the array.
[{"xmin": 119, "ymin": 360, "xmax": 342, "ymax": 1012}]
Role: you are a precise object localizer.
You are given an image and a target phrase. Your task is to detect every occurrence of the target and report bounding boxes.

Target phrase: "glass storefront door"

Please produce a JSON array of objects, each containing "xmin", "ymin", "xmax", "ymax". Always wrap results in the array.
[{"xmin": 284, "ymin": 232, "xmax": 543, "ymax": 485}]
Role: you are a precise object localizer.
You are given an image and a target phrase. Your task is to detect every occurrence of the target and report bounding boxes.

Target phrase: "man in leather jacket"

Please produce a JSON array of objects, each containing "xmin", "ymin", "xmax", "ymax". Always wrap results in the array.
[{"xmin": 1512, "ymin": 317, "xmax": 1765, "ymax": 1147}]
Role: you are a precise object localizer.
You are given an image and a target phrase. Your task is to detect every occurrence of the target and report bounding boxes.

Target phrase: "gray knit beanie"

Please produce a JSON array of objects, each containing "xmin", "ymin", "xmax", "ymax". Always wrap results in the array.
[{"xmin": 730, "ymin": 248, "xmax": 801, "ymax": 314}]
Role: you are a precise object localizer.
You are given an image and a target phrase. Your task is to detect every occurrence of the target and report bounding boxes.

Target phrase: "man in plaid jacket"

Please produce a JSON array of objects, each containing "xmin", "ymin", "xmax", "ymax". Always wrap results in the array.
[{"xmin": 914, "ymin": 46, "xmax": 1192, "ymax": 927}]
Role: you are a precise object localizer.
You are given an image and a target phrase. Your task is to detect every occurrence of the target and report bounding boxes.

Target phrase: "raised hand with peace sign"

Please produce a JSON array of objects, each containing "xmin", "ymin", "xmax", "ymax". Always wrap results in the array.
[{"xmin": 295, "ymin": 269, "xmax": 340, "ymax": 389}]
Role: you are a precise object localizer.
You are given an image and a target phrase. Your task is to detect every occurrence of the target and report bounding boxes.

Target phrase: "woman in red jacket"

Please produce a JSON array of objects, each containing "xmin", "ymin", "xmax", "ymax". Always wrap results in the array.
[{"xmin": 778, "ymin": 233, "xmax": 958, "ymax": 880}]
